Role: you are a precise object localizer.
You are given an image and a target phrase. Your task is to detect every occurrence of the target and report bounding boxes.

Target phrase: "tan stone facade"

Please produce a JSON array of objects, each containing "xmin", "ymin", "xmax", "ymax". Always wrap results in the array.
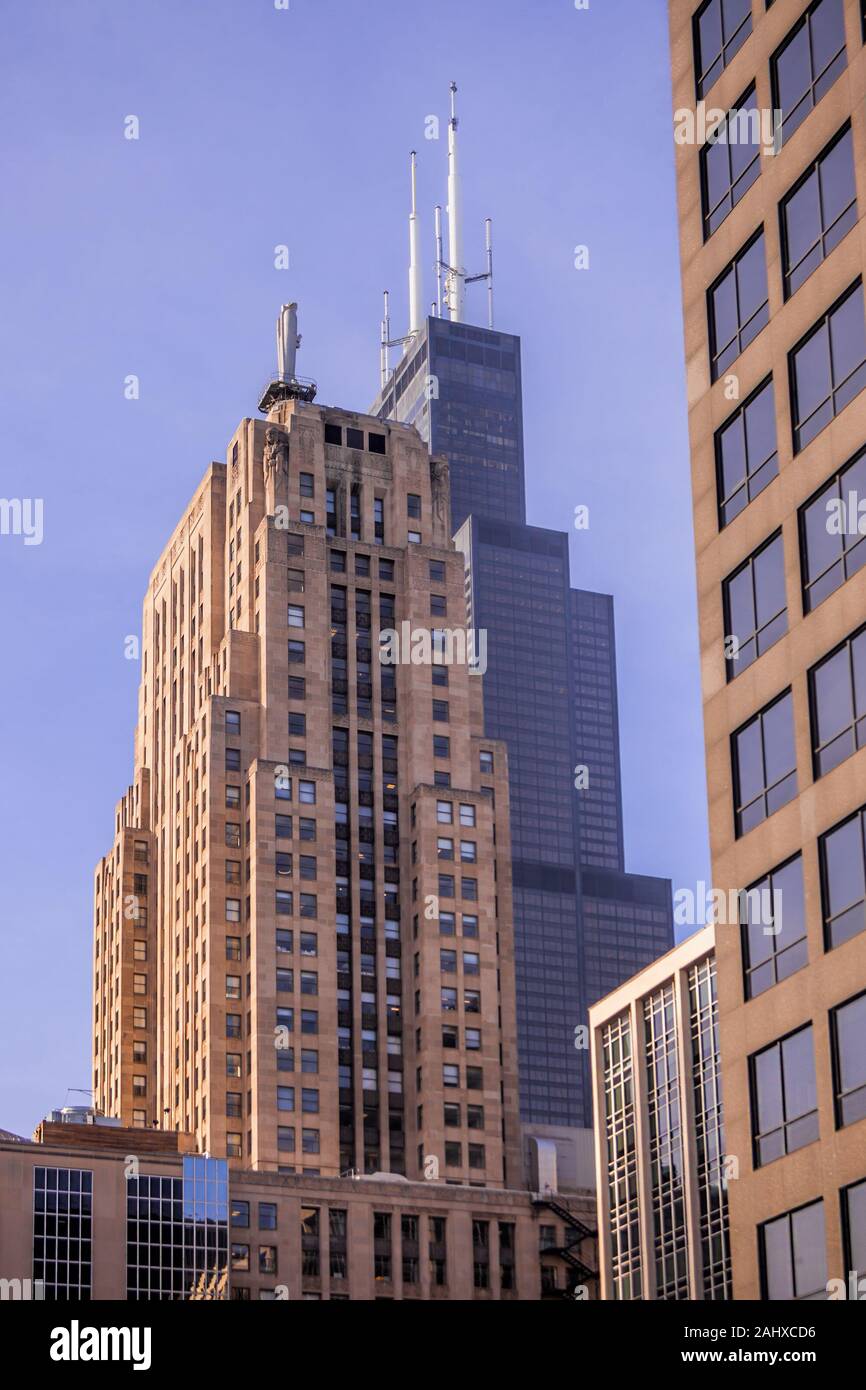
[
  {"xmin": 669, "ymin": 0, "xmax": 866, "ymax": 1299},
  {"xmin": 0, "ymin": 1130, "xmax": 596, "ymax": 1301},
  {"xmin": 93, "ymin": 392, "xmax": 522, "ymax": 1193}
]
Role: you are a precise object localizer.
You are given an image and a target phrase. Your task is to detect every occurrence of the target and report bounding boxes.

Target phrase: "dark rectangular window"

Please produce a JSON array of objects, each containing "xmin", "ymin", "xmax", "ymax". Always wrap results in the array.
[
  {"xmin": 694, "ymin": 0, "xmax": 752, "ymax": 97},
  {"xmin": 732, "ymin": 690, "xmax": 798, "ymax": 836},
  {"xmin": 741, "ymin": 854, "xmax": 808, "ymax": 999},
  {"xmin": 750, "ymin": 1025, "xmax": 819, "ymax": 1166},
  {"xmin": 346, "ymin": 427, "xmax": 364, "ymax": 450},
  {"xmin": 771, "ymin": 0, "xmax": 847, "ymax": 148},
  {"xmin": 716, "ymin": 376, "xmax": 779, "ymax": 527},
  {"xmin": 701, "ymin": 85, "xmax": 762, "ymax": 238},
  {"xmin": 759, "ymin": 1200, "xmax": 827, "ymax": 1300},
  {"xmin": 709, "ymin": 230, "xmax": 769, "ymax": 381},
  {"xmin": 831, "ymin": 991, "xmax": 866, "ymax": 1127},
  {"xmin": 368, "ymin": 431, "xmax": 387, "ymax": 454},
  {"xmin": 789, "ymin": 281, "xmax": 866, "ymax": 453},
  {"xmin": 325, "ymin": 423, "xmax": 342, "ymax": 446},
  {"xmin": 723, "ymin": 531, "xmax": 787, "ymax": 680},
  {"xmin": 800, "ymin": 446, "xmax": 866, "ymax": 611},
  {"xmin": 843, "ymin": 1179, "xmax": 866, "ymax": 1273},
  {"xmin": 819, "ymin": 805, "xmax": 866, "ymax": 949},
  {"xmin": 781, "ymin": 124, "xmax": 856, "ymax": 298},
  {"xmin": 809, "ymin": 625, "xmax": 866, "ymax": 777}
]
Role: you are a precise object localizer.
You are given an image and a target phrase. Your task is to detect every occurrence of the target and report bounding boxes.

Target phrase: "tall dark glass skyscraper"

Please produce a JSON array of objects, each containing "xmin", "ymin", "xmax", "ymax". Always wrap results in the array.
[{"xmin": 371, "ymin": 314, "xmax": 672, "ymax": 1126}]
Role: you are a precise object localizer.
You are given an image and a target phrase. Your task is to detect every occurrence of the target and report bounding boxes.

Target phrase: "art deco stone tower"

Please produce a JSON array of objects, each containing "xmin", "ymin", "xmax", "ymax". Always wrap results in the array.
[{"xmin": 93, "ymin": 320, "xmax": 522, "ymax": 1188}]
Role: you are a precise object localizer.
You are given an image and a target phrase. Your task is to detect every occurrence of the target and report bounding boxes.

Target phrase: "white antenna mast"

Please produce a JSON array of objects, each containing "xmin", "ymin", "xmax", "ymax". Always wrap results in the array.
[
  {"xmin": 434, "ymin": 205, "xmax": 444, "ymax": 317},
  {"xmin": 380, "ymin": 156, "xmax": 427, "ymax": 389},
  {"xmin": 465, "ymin": 217, "xmax": 495, "ymax": 329},
  {"xmin": 380, "ymin": 290, "xmax": 391, "ymax": 390},
  {"xmin": 408, "ymin": 151, "xmax": 423, "ymax": 336},
  {"xmin": 446, "ymin": 81, "xmax": 464, "ymax": 322},
  {"xmin": 437, "ymin": 85, "xmax": 495, "ymax": 328}
]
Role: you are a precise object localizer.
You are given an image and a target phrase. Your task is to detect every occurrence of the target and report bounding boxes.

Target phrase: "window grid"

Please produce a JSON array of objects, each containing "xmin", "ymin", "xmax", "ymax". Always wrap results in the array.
[
  {"xmin": 809, "ymin": 625, "xmax": 866, "ymax": 778},
  {"xmin": 689, "ymin": 957, "xmax": 730, "ymax": 1300},
  {"xmin": 771, "ymin": 0, "xmax": 847, "ymax": 148},
  {"xmin": 820, "ymin": 805, "xmax": 866, "ymax": 950},
  {"xmin": 741, "ymin": 855, "xmax": 808, "ymax": 999},
  {"xmin": 789, "ymin": 281, "xmax": 866, "ymax": 454},
  {"xmin": 780, "ymin": 124, "xmax": 856, "ymax": 299},
  {"xmin": 732, "ymin": 691, "xmax": 797, "ymax": 837},
  {"xmin": 644, "ymin": 984, "xmax": 689, "ymax": 1300},
  {"xmin": 33, "ymin": 1167, "xmax": 93, "ymax": 1301},
  {"xmin": 715, "ymin": 376, "xmax": 779, "ymax": 528},
  {"xmin": 799, "ymin": 446, "xmax": 866, "ymax": 613},
  {"xmin": 602, "ymin": 1012, "xmax": 642, "ymax": 1300},
  {"xmin": 709, "ymin": 231, "xmax": 769, "ymax": 381},
  {"xmin": 693, "ymin": 0, "xmax": 752, "ymax": 99}
]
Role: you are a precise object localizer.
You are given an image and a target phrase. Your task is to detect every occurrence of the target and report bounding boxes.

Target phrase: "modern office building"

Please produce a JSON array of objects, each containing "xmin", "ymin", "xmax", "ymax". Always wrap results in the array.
[
  {"xmin": 669, "ymin": 0, "xmax": 866, "ymax": 1299},
  {"xmin": 589, "ymin": 925, "xmax": 731, "ymax": 1301},
  {"xmin": 92, "ymin": 333, "xmax": 525, "ymax": 1193},
  {"xmin": 370, "ymin": 101, "xmax": 674, "ymax": 1127},
  {"xmin": 0, "ymin": 1113, "xmax": 596, "ymax": 1301}
]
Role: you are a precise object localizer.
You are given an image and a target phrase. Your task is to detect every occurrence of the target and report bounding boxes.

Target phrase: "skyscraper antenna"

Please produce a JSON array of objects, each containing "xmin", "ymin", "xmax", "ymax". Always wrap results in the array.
[
  {"xmin": 408, "ymin": 151, "xmax": 423, "ymax": 337},
  {"xmin": 434, "ymin": 205, "xmax": 444, "ymax": 317},
  {"xmin": 465, "ymin": 217, "xmax": 495, "ymax": 330},
  {"xmin": 380, "ymin": 290, "xmax": 391, "ymax": 390},
  {"xmin": 446, "ymin": 81, "xmax": 464, "ymax": 322}
]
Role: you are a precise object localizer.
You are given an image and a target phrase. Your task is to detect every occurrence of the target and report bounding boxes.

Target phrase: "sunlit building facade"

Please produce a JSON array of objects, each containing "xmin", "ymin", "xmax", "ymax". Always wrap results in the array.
[{"xmin": 669, "ymin": 0, "xmax": 866, "ymax": 1298}]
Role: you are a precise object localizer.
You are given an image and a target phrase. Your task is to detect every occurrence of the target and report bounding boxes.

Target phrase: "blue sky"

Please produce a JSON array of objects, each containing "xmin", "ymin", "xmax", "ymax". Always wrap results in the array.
[{"xmin": 0, "ymin": 0, "xmax": 709, "ymax": 1137}]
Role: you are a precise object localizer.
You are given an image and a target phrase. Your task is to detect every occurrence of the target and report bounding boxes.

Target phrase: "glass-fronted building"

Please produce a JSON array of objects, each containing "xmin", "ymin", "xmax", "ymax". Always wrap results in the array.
[
  {"xmin": 590, "ymin": 925, "xmax": 731, "ymax": 1300},
  {"xmin": 126, "ymin": 1156, "xmax": 229, "ymax": 1300}
]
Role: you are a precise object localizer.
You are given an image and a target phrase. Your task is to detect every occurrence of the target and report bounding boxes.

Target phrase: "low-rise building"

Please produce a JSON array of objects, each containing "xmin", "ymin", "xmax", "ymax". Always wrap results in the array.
[{"xmin": 589, "ymin": 925, "xmax": 730, "ymax": 1300}]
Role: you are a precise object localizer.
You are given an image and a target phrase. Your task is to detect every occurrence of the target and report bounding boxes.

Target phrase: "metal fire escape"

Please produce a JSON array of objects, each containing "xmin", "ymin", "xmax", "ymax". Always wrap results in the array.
[{"xmin": 534, "ymin": 1196, "xmax": 599, "ymax": 1297}]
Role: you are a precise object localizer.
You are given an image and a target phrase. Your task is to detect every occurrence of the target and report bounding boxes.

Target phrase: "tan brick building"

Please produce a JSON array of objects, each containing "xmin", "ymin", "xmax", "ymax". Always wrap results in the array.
[
  {"xmin": 93, "ymin": 364, "xmax": 523, "ymax": 1191},
  {"xmin": 668, "ymin": 0, "xmax": 866, "ymax": 1299}
]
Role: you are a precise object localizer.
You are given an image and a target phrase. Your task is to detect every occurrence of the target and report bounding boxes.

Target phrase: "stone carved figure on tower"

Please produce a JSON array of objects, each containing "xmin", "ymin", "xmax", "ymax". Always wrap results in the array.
[
  {"xmin": 263, "ymin": 426, "xmax": 289, "ymax": 516},
  {"xmin": 277, "ymin": 302, "xmax": 301, "ymax": 383},
  {"xmin": 430, "ymin": 456, "xmax": 450, "ymax": 532}
]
